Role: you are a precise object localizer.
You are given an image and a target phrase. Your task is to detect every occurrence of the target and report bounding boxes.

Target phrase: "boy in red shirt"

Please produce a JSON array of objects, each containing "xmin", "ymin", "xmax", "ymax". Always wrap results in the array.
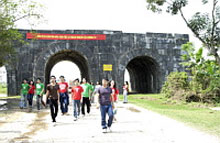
[
  {"xmin": 58, "ymin": 76, "xmax": 69, "ymax": 115},
  {"xmin": 71, "ymin": 78, "xmax": 84, "ymax": 121}
]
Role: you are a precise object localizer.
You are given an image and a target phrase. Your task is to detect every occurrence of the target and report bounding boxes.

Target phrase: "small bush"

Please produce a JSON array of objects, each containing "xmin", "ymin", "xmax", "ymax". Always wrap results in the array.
[{"xmin": 161, "ymin": 72, "xmax": 189, "ymax": 98}]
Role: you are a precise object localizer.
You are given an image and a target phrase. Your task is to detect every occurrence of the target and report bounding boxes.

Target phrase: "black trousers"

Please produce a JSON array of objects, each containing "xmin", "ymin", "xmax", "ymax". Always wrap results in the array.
[
  {"xmin": 81, "ymin": 97, "xmax": 90, "ymax": 115},
  {"xmin": 49, "ymin": 99, "xmax": 58, "ymax": 121}
]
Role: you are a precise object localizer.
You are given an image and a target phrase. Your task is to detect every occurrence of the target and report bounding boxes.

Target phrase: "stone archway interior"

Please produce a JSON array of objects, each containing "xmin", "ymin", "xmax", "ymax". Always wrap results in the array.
[
  {"xmin": 45, "ymin": 50, "xmax": 89, "ymax": 85},
  {"xmin": 126, "ymin": 56, "xmax": 159, "ymax": 93}
]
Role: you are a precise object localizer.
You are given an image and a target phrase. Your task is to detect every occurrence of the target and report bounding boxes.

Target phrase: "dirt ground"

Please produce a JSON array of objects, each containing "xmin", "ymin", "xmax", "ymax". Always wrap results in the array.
[{"xmin": 0, "ymin": 99, "xmax": 219, "ymax": 143}]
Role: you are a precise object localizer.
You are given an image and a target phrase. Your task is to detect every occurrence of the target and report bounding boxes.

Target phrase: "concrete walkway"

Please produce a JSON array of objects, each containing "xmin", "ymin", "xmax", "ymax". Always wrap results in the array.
[
  {"xmin": 0, "ymin": 102, "xmax": 219, "ymax": 143},
  {"xmin": 0, "ymin": 94, "xmax": 7, "ymax": 97},
  {"xmin": 0, "ymin": 94, "xmax": 7, "ymax": 110}
]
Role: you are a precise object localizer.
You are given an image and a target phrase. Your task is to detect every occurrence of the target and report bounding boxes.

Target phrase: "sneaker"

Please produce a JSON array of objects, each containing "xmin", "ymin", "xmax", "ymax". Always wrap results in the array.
[
  {"xmin": 74, "ymin": 117, "xmax": 77, "ymax": 121},
  {"xmin": 108, "ymin": 127, "xmax": 112, "ymax": 132},
  {"xmin": 102, "ymin": 128, "xmax": 107, "ymax": 133}
]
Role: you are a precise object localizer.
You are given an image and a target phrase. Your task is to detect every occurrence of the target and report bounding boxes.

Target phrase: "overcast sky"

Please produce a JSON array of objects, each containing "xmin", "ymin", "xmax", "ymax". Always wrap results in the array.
[
  {"xmin": 1, "ymin": 0, "xmax": 213, "ymax": 84},
  {"xmin": 16, "ymin": 0, "xmax": 213, "ymax": 46}
]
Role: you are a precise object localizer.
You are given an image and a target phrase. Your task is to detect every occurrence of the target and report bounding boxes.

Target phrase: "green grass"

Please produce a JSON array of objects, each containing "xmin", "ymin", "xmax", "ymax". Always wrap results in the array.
[
  {"xmin": 0, "ymin": 84, "xmax": 7, "ymax": 94},
  {"xmin": 0, "ymin": 96, "xmax": 20, "ymax": 99},
  {"xmin": 120, "ymin": 94, "xmax": 220, "ymax": 137}
]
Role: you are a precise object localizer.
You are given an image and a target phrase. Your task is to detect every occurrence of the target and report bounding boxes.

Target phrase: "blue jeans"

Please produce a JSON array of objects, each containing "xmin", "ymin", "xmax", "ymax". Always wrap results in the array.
[
  {"xmin": 60, "ymin": 93, "xmax": 68, "ymax": 113},
  {"xmin": 27, "ymin": 94, "xmax": 34, "ymax": 107},
  {"xmin": 20, "ymin": 94, "xmax": 27, "ymax": 108},
  {"xmin": 100, "ymin": 104, "xmax": 113, "ymax": 129},
  {"xmin": 66, "ymin": 92, "xmax": 69, "ymax": 105},
  {"xmin": 73, "ymin": 100, "xmax": 80, "ymax": 118},
  {"xmin": 37, "ymin": 95, "xmax": 46, "ymax": 110}
]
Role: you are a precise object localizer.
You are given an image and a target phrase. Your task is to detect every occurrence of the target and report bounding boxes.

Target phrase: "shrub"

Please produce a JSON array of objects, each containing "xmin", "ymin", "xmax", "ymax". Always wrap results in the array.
[
  {"xmin": 161, "ymin": 42, "xmax": 220, "ymax": 104},
  {"xmin": 161, "ymin": 72, "xmax": 189, "ymax": 99}
]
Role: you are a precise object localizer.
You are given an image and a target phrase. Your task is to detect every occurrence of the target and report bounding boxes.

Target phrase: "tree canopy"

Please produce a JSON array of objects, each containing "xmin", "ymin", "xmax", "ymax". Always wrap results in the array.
[
  {"xmin": 146, "ymin": 0, "xmax": 220, "ymax": 65},
  {"xmin": 0, "ymin": 0, "xmax": 43, "ymax": 67}
]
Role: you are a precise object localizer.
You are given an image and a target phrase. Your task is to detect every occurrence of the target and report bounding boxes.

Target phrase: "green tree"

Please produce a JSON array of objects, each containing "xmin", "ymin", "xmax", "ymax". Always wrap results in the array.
[
  {"xmin": 181, "ymin": 42, "xmax": 220, "ymax": 101},
  {"xmin": 162, "ymin": 42, "xmax": 220, "ymax": 103},
  {"xmin": 146, "ymin": 0, "xmax": 220, "ymax": 65},
  {"xmin": 0, "ymin": 0, "xmax": 43, "ymax": 67}
]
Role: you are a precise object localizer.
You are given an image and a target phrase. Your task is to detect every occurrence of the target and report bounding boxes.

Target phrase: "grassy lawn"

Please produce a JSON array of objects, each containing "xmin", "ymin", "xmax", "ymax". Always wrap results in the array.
[
  {"xmin": 0, "ymin": 84, "xmax": 7, "ymax": 94},
  {"xmin": 0, "ymin": 96, "xmax": 20, "ymax": 99},
  {"xmin": 121, "ymin": 94, "xmax": 220, "ymax": 137}
]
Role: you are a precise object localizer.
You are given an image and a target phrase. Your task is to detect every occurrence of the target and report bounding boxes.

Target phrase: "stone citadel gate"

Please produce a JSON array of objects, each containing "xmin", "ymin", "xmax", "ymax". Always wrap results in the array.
[{"xmin": 6, "ymin": 29, "xmax": 188, "ymax": 95}]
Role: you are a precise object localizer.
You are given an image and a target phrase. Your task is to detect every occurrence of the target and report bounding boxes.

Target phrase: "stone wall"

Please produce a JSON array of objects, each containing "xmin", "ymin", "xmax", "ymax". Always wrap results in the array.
[{"xmin": 7, "ymin": 29, "xmax": 189, "ymax": 95}]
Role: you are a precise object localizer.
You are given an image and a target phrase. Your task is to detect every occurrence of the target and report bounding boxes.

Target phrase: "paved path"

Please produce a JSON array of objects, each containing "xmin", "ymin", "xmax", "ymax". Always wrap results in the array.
[
  {"xmin": 0, "ymin": 93, "xmax": 8, "ymax": 97},
  {"xmin": 0, "ymin": 94, "xmax": 7, "ymax": 110},
  {"xmin": 211, "ymin": 107, "xmax": 220, "ymax": 111},
  {"xmin": 0, "ymin": 94, "xmax": 7, "ymax": 98},
  {"xmin": 0, "ymin": 102, "xmax": 219, "ymax": 143}
]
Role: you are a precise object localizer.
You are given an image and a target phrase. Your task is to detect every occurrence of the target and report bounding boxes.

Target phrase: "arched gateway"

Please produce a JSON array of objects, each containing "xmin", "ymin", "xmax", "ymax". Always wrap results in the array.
[{"xmin": 7, "ymin": 30, "xmax": 188, "ymax": 95}]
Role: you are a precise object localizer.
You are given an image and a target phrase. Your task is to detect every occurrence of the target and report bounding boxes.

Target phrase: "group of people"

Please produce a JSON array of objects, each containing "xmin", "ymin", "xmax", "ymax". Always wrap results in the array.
[
  {"xmin": 20, "ymin": 75, "xmax": 129, "ymax": 133},
  {"xmin": 20, "ymin": 78, "xmax": 45, "ymax": 111}
]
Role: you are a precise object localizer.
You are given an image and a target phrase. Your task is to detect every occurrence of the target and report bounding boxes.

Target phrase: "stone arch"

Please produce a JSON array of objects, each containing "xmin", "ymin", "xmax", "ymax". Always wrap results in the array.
[
  {"xmin": 118, "ymin": 48, "xmax": 163, "ymax": 93},
  {"xmin": 33, "ymin": 41, "xmax": 91, "ymax": 85},
  {"xmin": 44, "ymin": 50, "xmax": 89, "ymax": 85}
]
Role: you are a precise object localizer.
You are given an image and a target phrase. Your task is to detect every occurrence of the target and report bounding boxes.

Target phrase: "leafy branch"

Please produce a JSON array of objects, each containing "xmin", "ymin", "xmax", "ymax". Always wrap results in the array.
[{"xmin": 146, "ymin": 0, "xmax": 220, "ymax": 65}]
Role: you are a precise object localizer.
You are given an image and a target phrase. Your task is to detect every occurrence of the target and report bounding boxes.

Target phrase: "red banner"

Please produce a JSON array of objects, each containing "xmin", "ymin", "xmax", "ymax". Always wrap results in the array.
[{"xmin": 26, "ymin": 33, "xmax": 106, "ymax": 40}]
